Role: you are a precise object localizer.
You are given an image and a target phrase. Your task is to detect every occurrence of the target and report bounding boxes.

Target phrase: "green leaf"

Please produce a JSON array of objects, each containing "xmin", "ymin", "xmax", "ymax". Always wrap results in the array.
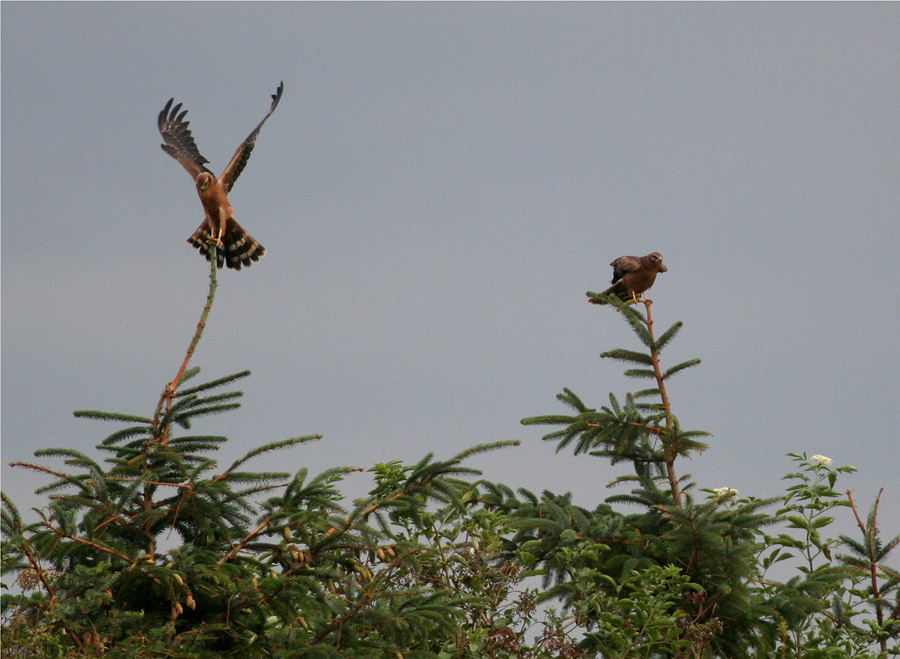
[{"xmin": 811, "ymin": 515, "xmax": 835, "ymax": 529}]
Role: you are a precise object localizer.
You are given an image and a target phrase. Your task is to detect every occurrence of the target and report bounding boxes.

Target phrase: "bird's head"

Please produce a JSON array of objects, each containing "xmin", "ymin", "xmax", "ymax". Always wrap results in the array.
[
  {"xmin": 647, "ymin": 252, "xmax": 667, "ymax": 272},
  {"xmin": 196, "ymin": 172, "xmax": 214, "ymax": 192}
]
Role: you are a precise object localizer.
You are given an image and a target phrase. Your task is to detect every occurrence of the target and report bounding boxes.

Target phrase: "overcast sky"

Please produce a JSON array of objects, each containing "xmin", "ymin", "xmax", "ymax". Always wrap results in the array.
[{"xmin": 3, "ymin": 4, "xmax": 898, "ymax": 550}]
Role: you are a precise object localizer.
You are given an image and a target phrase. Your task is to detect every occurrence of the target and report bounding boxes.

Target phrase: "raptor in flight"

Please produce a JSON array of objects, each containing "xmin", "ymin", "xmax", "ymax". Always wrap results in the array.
[{"xmin": 158, "ymin": 82, "xmax": 283, "ymax": 269}]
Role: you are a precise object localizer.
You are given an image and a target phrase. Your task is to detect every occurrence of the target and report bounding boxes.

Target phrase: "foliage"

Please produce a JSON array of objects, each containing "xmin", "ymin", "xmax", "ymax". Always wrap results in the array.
[{"xmin": 2, "ymin": 256, "xmax": 897, "ymax": 657}]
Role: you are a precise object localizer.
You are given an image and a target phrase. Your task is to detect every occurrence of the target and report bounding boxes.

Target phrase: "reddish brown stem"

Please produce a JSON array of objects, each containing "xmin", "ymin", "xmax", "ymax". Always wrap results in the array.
[
  {"xmin": 643, "ymin": 299, "xmax": 682, "ymax": 507},
  {"xmin": 152, "ymin": 243, "xmax": 219, "ymax": 445},
  {"xmin": 42, "ymin": 521, "xmax": 135, "ymax": 564},
  {"xmin": 847, "ymin": 488, "xmax": 887, "ymax": 652}
]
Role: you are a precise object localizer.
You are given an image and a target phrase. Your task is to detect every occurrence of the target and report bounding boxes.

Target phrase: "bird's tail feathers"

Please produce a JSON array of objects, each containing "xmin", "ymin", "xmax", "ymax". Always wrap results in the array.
[
  {"xmin": 187, "ymin": 219, "xmax": 265, "ymax": 270},
  {"xmin": 587, "ymin": 286, "xmax": 630, "ymax": 305},
  {"xmin": 187, "ymin": 224, "xmax": 226, "ymax": 268}
]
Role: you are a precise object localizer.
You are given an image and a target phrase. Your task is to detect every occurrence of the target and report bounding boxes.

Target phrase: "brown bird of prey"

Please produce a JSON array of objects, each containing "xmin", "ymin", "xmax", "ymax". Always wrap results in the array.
[
  {"xmin": 158, "ymin": 82, "xmax": 283, "ymax": 269},
  {"xmin": 591, "ymin": 252, "xmax": 668, "ymax": 304}
]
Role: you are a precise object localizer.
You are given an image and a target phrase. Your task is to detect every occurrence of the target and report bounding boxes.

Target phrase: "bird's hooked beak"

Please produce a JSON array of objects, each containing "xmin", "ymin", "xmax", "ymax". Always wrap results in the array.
[{"xmin": 659, "ymin": 263, "xmax": 668, "ymax": 272}]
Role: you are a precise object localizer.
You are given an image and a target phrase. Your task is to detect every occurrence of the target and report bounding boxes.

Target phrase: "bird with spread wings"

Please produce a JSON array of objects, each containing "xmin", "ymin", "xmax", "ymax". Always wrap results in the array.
[
  {"xmin": 590, "ymin": 252, "xmax": 668, "ymax": 304},
  {"xmin": 158, "ymin": 82, "xmax": 283, "ymax": 270}
]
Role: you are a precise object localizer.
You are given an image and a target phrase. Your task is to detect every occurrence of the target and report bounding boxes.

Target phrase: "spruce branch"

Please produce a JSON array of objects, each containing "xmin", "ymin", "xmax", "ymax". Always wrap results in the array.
[
  {"xmin": 174, "ymin": 370, "xmax": 251, "ymax": 397},
  {"xmin": 153, "ymin": 241, "xmax": 220, "ymax": 445},
  {"xmin": 41, "ymin": 520, "xmax": 136, "ymax": 564},
  {"xmin": 72, "ymin": 410, "xmax": 154, "ymax": 424},
  {"xmin": 214, "ymin": 436, "xmax": 323, "ymax": 484},
  {"xmin": 844, "ymin": 488, "xmax": 896, "ymax": 653},
  {"xmin": 601, "ymin": 348, "xmax": 655, "ymax": 366},
  {"xmin": 9, "ymin": 461, "xmax": 89, "ymax": 494},
  {"xmin": 662, "ymin": 358, "xmax": 702, "ymax": 380},
  {"xmin": 451, "ymin": 440, "xmax": 521, "ymax": 462},
  {"xmin": 99, "ymin": 426, "xmax": 155, "ymax": 446},
  {"xmin": 1, "ymin": 492, "xmax": 57, "ymax": 599},
  {"xmin": 653, "ymin": 321, "xmax": 683, "ymax": 351},
  {"xmin": 219, "ymin": 517, "xmax": 272, "ymax": 565},
  {"xmin": 640, "ymin": 299, "xmax": 682, "ymax": 507},
  {"xmin": 598, "ymin": 298, "xmax": 687, "ymax": 505}
]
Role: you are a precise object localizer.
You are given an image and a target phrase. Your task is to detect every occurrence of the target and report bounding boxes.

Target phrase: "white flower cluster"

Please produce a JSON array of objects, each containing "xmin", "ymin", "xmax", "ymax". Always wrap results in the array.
[
  {"xmin": 712, "ymin": 487, "xmax": 739, "ymax": 497},
  {"xmin": 810, "ymin": 454, "xmax": 833, "ymax": 467}
]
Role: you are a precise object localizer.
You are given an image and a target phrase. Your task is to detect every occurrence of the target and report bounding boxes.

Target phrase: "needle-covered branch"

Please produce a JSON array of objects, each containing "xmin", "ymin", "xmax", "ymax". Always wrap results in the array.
[{"xmin": 524, "ymin": 297, "xmax": 708, "ymax": 506}]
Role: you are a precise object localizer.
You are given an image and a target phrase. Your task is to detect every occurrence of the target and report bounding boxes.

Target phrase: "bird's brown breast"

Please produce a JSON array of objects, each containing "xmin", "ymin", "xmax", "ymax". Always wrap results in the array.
[
  {"xmin": 624, "ymin": 270, "xmax": 658, "ymax": 295},
  {"xmin": 197, "ymin": 180, "xmax": 232, "ymax": 219}
]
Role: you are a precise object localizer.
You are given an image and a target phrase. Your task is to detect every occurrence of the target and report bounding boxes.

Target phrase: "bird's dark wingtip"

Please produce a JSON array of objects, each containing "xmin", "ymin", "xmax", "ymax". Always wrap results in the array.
[
  {"xmin": 158, "ymin": 98, "xmax": 175, "ymax": 127},
  {"xmin": 271, "ymin": 82, "xmax": 284, "ymax": 108}
]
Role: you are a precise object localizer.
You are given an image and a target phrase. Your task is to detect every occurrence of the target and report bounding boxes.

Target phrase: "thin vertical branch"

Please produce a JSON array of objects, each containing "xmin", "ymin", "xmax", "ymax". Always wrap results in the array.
[
  {"xmin": 643, "ymin": 298, "xmax": 682, "ymax": 507},
  {"xmin": 18, "ymin": 536, "xmax": 56, "ymax": 600},
  {"xmin": 152, "ymin": 243, "xmax": 219, "ymax": 444},
  {"xmin": 847, "ymin": 488, "xmax": 887, "ymax": 653},
  {"xmin": 143, "ymin": 243, "xmax": 218, "ymax": 553}
]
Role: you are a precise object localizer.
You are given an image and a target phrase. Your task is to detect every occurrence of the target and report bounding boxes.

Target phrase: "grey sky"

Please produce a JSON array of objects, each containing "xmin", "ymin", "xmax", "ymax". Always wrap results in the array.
[{"xmin": 3, "ymin": 4, "xmax": 898, "ymax": 546}]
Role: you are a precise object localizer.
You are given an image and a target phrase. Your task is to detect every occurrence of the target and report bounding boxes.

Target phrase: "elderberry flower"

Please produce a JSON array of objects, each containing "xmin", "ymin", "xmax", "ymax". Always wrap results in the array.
[
  {"xmin": 712, "ymin": 487, "xmax": 738, "ymax": 497},
  {"xmin": 810, "ymin": 454, "xmax": 833, "ymax": 467}
]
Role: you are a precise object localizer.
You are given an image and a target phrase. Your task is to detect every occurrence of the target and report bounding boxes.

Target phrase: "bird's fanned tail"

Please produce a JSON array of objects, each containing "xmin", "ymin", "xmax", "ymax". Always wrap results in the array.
[{"xmin": 187, "ymin": 219, "xmax": 266, "ymax": 270}]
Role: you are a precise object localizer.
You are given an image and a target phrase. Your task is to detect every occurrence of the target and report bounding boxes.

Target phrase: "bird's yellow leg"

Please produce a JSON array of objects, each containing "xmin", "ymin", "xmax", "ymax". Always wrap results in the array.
[{"xmin": 213, "ymin": 210, "xmax": 228, "ymax": 246}]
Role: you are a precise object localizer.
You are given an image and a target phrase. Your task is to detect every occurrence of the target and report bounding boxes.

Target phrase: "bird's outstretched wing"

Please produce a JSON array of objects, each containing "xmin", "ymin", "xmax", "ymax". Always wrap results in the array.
[
  {"xmin": 219, "ymin": 82, "xmax": 284, "ymax": 193},
  {"xmin": 609, "ymin": 255, "xmax": 641, "ymax": 284},
  {"xmin": 158, "ymin": 99, "xmax": 213, "ymax": 181}
]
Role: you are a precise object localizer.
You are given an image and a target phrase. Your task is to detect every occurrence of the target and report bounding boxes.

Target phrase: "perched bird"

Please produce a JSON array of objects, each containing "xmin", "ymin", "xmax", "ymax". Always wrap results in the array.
[
  {"xmin": 158, "ymin": 82, "xmax": 283, "ymax": 269},
  {"xmin": 591, "ymin": 252, "xmax": 668, "ymax": 304}
]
